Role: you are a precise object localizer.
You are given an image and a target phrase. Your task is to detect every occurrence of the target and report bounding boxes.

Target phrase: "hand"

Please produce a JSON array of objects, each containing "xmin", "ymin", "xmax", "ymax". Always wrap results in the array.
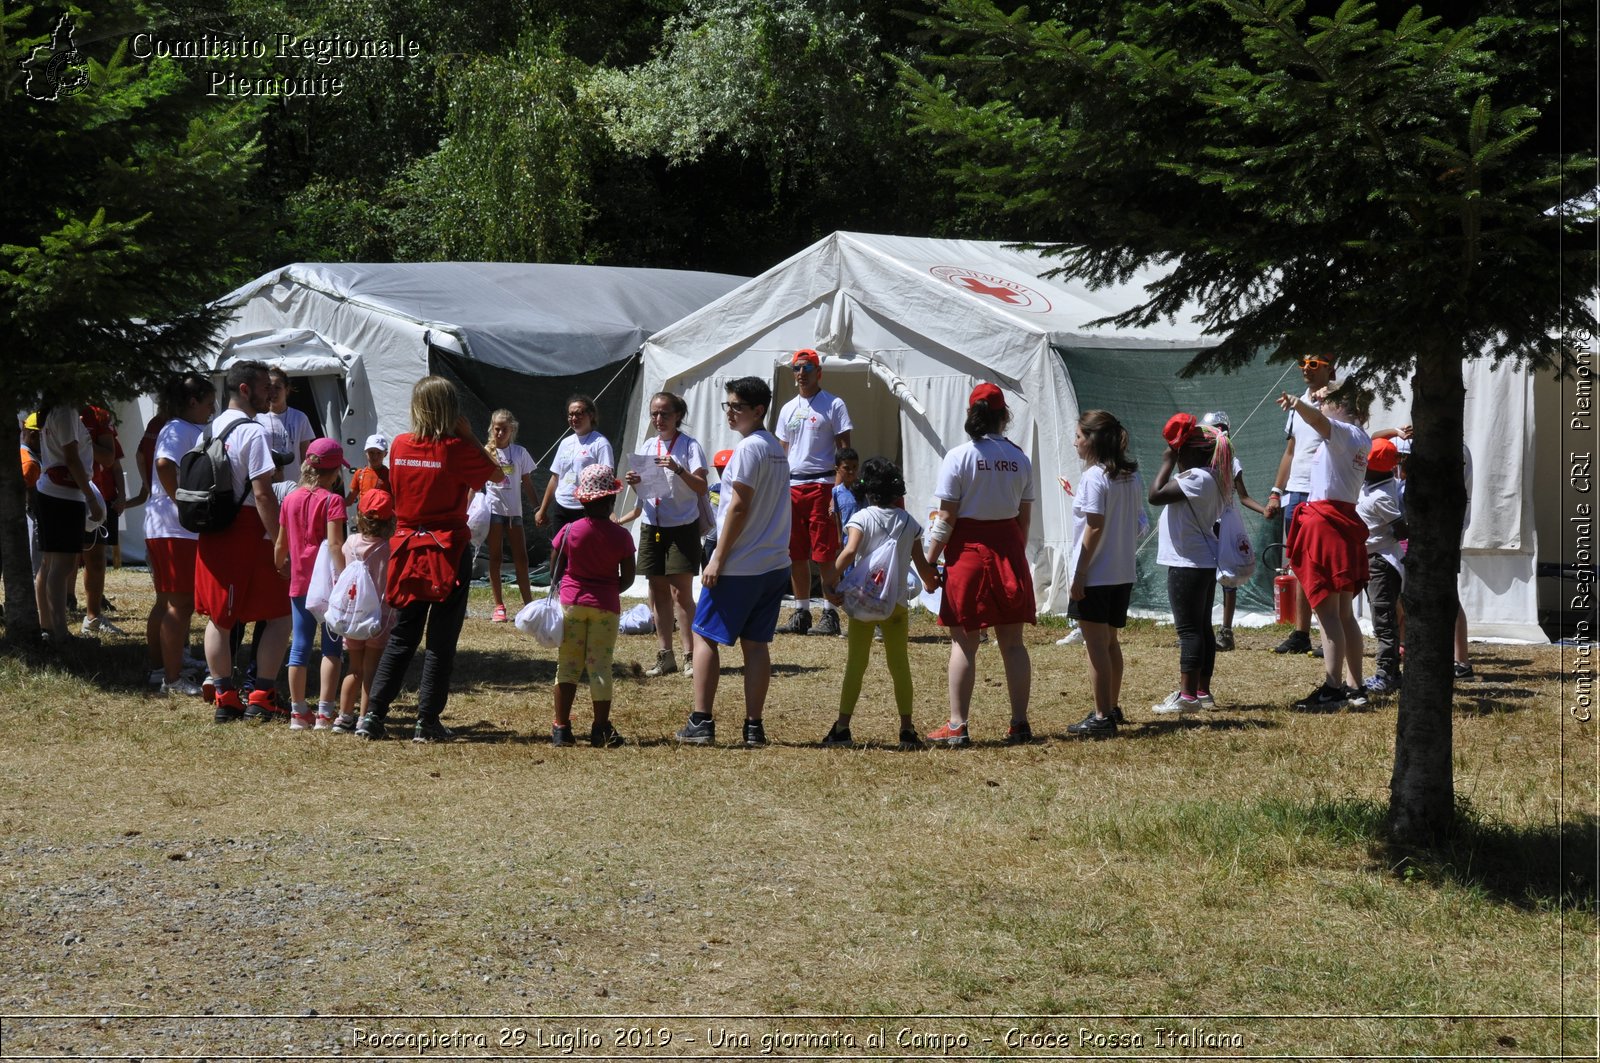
[
  {"xmin": 1399, "ymin": 423, "xmax": 1413, "ymax": 440},
  {"xmin": 1264, "ymin": 497, "xmax": 1281, "ymax": 520},
  {"xmin": 702, "ymin": 554, "xmax": 722, "ymax": 588},
  {"xmin": 534, "ymin": 508, "xmax": 549, "ymax": 527},
  {"xmin": 625, "ymin": 470, "xmax": 641, "ymax": 486},
  {"xmin": 86, "ymin": 497, "xmax": 106, "ymax": 525},
  {"xmin": 111, "ymin": 498, "xmax": 127, "ymax": 515},
  {"xmin": 1069, "ymin": 574, "xmax": 1086, "ymax": 602},
  {"xmin": 1275, "ymin": 391, "xmax": 1296, "ymax": 413},
  {"xmin": 654, "ymin": 455, "xmax": 676, "ymax": 472}
]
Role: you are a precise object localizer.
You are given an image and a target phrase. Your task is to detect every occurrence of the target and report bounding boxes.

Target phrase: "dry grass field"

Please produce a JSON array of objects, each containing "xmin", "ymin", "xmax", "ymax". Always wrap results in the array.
[{"xmin": 1, "ymin": 568, "xmax": 1595, "ymax": 1060}]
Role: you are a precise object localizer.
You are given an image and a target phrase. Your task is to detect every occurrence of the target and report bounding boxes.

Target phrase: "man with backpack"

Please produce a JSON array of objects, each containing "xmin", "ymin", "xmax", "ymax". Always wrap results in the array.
[{"xmin": 191, "ymin": 360, "xmax": 293, "ymax": 723}]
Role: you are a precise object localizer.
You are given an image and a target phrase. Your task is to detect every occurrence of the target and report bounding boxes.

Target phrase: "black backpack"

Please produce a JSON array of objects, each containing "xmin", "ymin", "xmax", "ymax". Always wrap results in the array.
[{"xmin": 175, "ymin": 417, "xmax": 251, "ymax": 533}]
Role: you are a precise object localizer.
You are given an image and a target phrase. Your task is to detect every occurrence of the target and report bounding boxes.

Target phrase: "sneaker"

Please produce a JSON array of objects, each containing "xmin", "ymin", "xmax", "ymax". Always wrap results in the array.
[
  {"xmin": 1066, "ymin": 709, "xmax": 1117, "ymax": 738},
  {"xmin": 1003, "ymin": 721, "xmax": 1036, "ymax": 745},
  {"xmin": 681, "ymin": 662, "xmax": 693, "ymax": 679},
  {"xmin": 81, "ymin": 616, "xmax": 125, "ymax": 636},
  {"xmin": 244, "ymin": 689, "xmax": 285, "ymax": 722},
  {"xmin": 551, "ymin": 724, "xmax": 575, "ymax": 747},
  {"xmin": 1342, "ymin": 685, "xmax": 1370, "ymax": 709},
  {"xmin": 1453, "ymin": 662, "xmax": 1474, "ymax": 680},
  {"xmin": 674, "ymin": 715, "xmax": 715, "ymax": 745},
  {"xmin": 331, "ymin": 712, "xmax": 360, "ymax": 734},
  {"xmin": 490, "ymin": 603, "xmax": 508, "ymax": 623},
  {"xmin": 414, "ymin": 718, "xmax": 457, "ymax": 743},
  {"xmin": 1215, "ymin": 627, "xmax": 1235, "ymax": 652},
  {"xmin": 1195, "ymin": 691, "xmax": 1217, "ymax": 710},
  {"xmin": 813, "ymin": 609, "xmax": 842, "ymax": 637},
  {"xmin": 742, "ymin": 719, "xmax": 768, "ymax": 748},
  {"xmin": 201, "ymin": 677, "xmax": 216, "ymax": 704},
  {"xmin": 1109, "ymin": 706, "xmax": 1127, "ymax": 725},
  {"xmin": 1151, "ymin": 690, "xmax": 1201, "ymax": 715},
  {"xmin": 645, "ymin": 648, "xmax": 678, "ymax": 677},
  {"xmin": 1363, "ymin": 673, "xmax": 1400, "ymax": 696},
  {"xmin": 926, "ymin": 721, "xmax": 970, "ymax": 747},
  {"xmin": 820, "ymin": 722, "xmax": 853, "ymax": 748},
  {"xmin": 313, "ymin": 710, "xmax": 336, "ymax": 731},
  {"xmin": 212, "ymin": 689, "xmax": 244, "ymax": 724},
  {"xmin": 1291, "ymin": 683, "xmax": 1348, "ymax": 712},
  {"xmin": 355, "ymin": 713, "xmax": 386, "ymax": 740},
  {"xmin": 1309, "ymin": 643, "xmax": 1325, "ymax": 659},
  {"xmin": 160, "ymin": 676, "xmax": 204, "ymax": 698},
  {"xmin": 147, "ymin": 667, "xmax": 165, "ymax": 688},
  {"xmin": 897, "ymin": 726, "xmax": 924, "ymax": 751},
  {"xmin": 589, "ymin": 723, "xmax": 625, "ymax": 748},
  {"xmin": 1273, "ymin": 630, "xmax": 1312, "ymax": 654},
  {"xmin": 289, "ymin": 709, "xmax": 315, "ymax": 731},
  {"xmin": 777, "ymin": 608, "xmax": 812, "ymax": 635}
]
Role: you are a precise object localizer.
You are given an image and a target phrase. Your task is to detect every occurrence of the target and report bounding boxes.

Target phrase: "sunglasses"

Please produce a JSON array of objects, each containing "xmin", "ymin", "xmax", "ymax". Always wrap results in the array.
[
  {"xmin": 1300, "ymin": 357, "xmax": 1332, "ymax": 370},
  {"xmin": 792, "ymin": 364, "xmax": 817, "ymax": 375},
  {"xmin": 721, "ymin": 401, "xmax": 752, "ymax": 413}
]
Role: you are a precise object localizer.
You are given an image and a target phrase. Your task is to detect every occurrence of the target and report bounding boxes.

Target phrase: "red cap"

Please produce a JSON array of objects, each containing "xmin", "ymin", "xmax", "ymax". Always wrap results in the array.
[
  {"xmin": 791, "ymin": 349, "xmax": 821, "ymax": 369},
  {"xmin": 358, "ymin": 488, "xmax": 394, "ymax": 520},
  {"xmin": 713, "ymin": 449, "xmax": 733, "ymax": 469},
  {"xmin": 1368, "ymin": 438, "xmax": 1400, "ymax": 473},
  {"xmin": 1162, "ymin": 413, "xmax": 1207, "ymax": 450},
  {"xmin": 969, "ymin": 382, "xmax": 1005, "ymax": 410},
  {"xmin": 306, "ymin": 437, "xmax": 352, "ymax": 470}
]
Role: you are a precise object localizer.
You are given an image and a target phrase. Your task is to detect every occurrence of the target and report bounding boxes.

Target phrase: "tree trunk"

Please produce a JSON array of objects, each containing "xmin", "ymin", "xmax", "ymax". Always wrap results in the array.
[
  {"xmin": 0, "ymin": 449, "xmax": 42, "ymax": 644},
  {"xmin": 1387, "ymin": 350, "xmax": 1468, "ymax": 845}
]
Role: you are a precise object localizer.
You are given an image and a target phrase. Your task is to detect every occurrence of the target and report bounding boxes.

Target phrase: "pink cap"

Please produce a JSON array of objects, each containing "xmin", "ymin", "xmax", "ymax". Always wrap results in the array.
[{"xmin": 306, "ymin": 437, "xmax": 351, "ymax": 470}]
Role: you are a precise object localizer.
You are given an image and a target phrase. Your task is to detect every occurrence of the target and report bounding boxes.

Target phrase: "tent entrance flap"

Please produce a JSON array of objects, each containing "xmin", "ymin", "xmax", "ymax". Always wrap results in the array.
[
  {"xmin": 770, "ymin": 359, "xmax": 904, "ymax": 471},
  {"xmin": 1059, "ymin": 345, "xmax": 1288, "ymax": 618}
]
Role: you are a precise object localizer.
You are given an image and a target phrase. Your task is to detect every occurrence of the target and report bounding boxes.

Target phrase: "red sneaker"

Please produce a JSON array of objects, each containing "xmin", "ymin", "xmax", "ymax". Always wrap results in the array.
[{"xmin": 926, "ymin": 721, "xmax": 971, "ymax": 747}]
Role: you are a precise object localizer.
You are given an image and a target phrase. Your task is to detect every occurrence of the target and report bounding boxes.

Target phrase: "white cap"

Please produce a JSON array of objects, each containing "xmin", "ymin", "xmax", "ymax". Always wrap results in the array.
[{"xmin": 364, "ymin": 433, "xmax": 389, "ymax": 453}]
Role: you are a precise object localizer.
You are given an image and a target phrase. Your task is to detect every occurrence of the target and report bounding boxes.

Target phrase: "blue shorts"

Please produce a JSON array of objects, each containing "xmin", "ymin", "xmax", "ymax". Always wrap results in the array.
[
  {"xmin": 692, "ymin": 568, "xmax": 790, "ymax": 646},
  {"xmin": 488, "ymin": 514, "xmax": 524, "ymax": 528}
]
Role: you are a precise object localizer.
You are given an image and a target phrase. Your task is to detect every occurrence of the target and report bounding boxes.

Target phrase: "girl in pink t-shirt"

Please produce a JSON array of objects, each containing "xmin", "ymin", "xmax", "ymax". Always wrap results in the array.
[
  {"xmin": 548, "ymin": 464, "xmax": 636, "ymax": 748},
  {"xmin": 274, "ymin": 438, "xmax": 349, "ymax": 730}
]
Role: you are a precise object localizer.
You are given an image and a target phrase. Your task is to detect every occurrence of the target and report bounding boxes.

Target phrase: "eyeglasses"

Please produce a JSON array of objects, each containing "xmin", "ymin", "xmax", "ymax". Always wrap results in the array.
[
  {"xmin": 567, "ymin": 411, "xmax": 590, "ymax": 420},
  {"xmin": 1300, "ymin": 357, "xmax": 1331, "ymax": 370},
  {"xmin": 721, "ymin": 401, "xmax": 751, "ymax": 413}
]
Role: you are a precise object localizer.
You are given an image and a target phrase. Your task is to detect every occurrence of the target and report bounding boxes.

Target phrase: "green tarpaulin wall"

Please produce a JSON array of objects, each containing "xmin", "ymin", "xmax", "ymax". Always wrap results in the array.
[{"xmin": 1057, "ymin": 346, "xmax": 1301, "ymax": 618}]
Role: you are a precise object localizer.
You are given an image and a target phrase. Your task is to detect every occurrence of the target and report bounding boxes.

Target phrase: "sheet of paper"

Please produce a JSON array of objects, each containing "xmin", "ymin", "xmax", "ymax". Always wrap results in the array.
[{"xmin": 628, "ymin": 452, "xmax": 671, "ymax": 499}]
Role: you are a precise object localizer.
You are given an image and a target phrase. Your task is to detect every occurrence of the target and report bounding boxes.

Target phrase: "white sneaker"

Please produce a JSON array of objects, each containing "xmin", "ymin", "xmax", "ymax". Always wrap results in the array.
[
  {"xmin": 160, "ymin": 676, "xmax": 205, "ymax": 698},
  {"xmin": 313, "ymin": 712, "xmax": 336, "ymax": 731},
  {"xmin": 82, "ymin": 616, "xmax": 126, "ymax": 636},
  {"xmin": 1151, "ymin": 690, "xmax": 1200, "ymax": 715},
  {"xmin": 289, "ymin": 710, "xmax": 315, "ymax": 731},
  {"xmin": 1195, "ymin": 691, "xmax": 1217, "ymax": 709}
]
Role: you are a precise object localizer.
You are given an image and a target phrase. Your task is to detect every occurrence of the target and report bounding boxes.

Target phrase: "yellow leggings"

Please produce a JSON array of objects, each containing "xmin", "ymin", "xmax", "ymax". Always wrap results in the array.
[
  {"xmin": 556, "ymin": 604, "xmax": 620, "ymax": 701},
  {"xmin": 838, "ymin": 603, "xmax": 914, "ymax": 719}
]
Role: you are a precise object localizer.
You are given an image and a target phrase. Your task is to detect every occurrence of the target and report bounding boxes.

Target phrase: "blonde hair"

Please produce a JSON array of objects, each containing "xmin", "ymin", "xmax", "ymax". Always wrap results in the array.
[
  {"xmin": 410, "ymin": 376, "xmax": 460, "ymax": 440},
  {"xmin": 489, "ymin": 408, "xmax": 518, "ymax": 445}
]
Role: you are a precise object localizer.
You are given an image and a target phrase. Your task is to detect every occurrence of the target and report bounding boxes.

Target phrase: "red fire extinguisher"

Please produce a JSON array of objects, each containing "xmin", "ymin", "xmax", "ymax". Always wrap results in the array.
[{"xmin": 1274, "ymin": 567, "xmax": 1298, "ymax": 624}]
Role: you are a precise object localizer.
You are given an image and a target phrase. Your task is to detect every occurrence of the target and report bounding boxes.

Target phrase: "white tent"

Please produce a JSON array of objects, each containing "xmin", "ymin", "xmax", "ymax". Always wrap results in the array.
[
  {"xmin": 112, "ymin": 261, "xmax": 746, "ymax": 560},
  {"xmin": 631, "ymin": 231, "xmax": 1548, "ymax": 641}
]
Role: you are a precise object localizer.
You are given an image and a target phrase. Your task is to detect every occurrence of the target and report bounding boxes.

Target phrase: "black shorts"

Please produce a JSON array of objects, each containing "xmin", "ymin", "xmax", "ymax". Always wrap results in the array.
[
  {"xmin": 1066, "ymin": 582, "xmax": 1133, "ymax": 627},
  {"xmin": 637, "ymin": 522, "xmax": 702, "ymax": 576},
  {"xmin": 34, "ymin": 491, "xmax": 86, "ymax": 554}
]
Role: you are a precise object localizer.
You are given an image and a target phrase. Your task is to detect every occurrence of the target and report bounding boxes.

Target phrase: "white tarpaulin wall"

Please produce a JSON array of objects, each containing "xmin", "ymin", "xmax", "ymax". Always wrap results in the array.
[{"xmin": 632, "ymin": 231, "xmax": 1547, "ymax": 641}]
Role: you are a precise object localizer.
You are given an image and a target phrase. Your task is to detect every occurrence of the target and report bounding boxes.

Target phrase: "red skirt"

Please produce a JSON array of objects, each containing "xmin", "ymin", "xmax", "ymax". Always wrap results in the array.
[
  {"xmin": 1287, "ymin": 499, "xmax": 1368, "ymax": 608},
  {"xmin": 939, "ymin": 517, "xmax": 1036, "ymax": 631}
]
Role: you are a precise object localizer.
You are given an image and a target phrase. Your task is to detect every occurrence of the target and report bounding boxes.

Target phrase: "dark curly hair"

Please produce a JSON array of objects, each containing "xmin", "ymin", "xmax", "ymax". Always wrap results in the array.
[{"xmin": 857, "ymin": 456, "xmax": 906, "ymax": 507}]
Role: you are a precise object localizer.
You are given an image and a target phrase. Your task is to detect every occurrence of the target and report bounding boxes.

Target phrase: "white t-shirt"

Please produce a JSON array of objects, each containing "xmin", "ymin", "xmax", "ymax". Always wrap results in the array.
[
  {"xmin": 1309, "ymin": 419, "xmax": 1370, "ymax": 504},
  {"xmin": 635, "ymin": 433, "xmax": 709, "ymax": 528},
  {"xmin": 1157, "ymin": 467, "xmax": 1223, "ymax": 568},
  {"xmin": 1070, "ymin": 465, "xmax": 1144, "ymax": 587},
  {"xmin": 145, "ymin": 417, "xmax": 205, "ymax": 541},
  {"xmin": 36, "ymin": 406, "xmax": 92, "ymax": 503},
  {"xmin": 845, "ymin": 505, "xmax": 923, "ymax": 606},
  {"xmin": 256, "ymin": 407, "xmax": 315, "ymax": 483},
  {"xmin": 484, "ymin": 443, "xmax": 536, "ymax": 517},
  {"xmin": 776, "ymin": 390, "xmax": 851, "ymax": 481},
  {"xmin": 933, "ymin": 435, "xmax": 1035, "ymax": 520},
  {"xmin": 716, "ymin": 429, "xmax": 791, "ymax": 577},
  {"xmin": 549, "ymin": 430, "xmax": 613, "ymax": 509},
  {"xmin": 1358, "ymin": 476, "xmax": 1404, "ymax": 552},
  {"xmin": 1284, "ymin": 388, "xmax": 1327, "ymax": 492},
  {"xmin": 211, "ymin": 410, "xmax": 276, "ymax": 509}
]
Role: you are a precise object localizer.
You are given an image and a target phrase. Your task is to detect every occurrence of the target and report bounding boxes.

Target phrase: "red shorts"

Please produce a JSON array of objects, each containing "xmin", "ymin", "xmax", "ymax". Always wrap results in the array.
[
  {"xmin": 195, "ymin": 507, "xmax": 290, "ymax": 627},
  {"xmin": 146, "ymin": 537, "xmax": 197, "ymax": 595},
  {"xmin": 939, "ymin": 517, "xmax": 1036, "ymax": 631},
  {"xmin": 1287, "ymin": 499, "xmax": 1368, "ymax": 608},
  {"xmin": 788, "ymin": 481, "xmax": 839, "ymax": 563}
]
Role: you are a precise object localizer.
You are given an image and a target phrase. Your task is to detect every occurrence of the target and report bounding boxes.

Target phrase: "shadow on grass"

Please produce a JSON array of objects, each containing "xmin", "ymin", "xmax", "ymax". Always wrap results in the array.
[{"xmin": 1272, "ymin": 795, "xmax": 1598, "ymax": 912}]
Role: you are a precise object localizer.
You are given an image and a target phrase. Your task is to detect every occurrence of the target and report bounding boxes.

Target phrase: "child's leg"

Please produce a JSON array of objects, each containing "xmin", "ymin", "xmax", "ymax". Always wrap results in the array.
[
  {"xmin": 286, "ymin": 595, "xmax": 314, "ymax": 705},
  {"xmin": 554, "ymin": 606, "xmax": 591, "ymax": 726},
  {"xmin": 317, "ymin": 625, "xmax": 343, "ymax": 709},
  {"xmin": 1221, "ymin": 584, "xmax": 1236, "ymax": 629},
  {"xmin": 486, "ymin": 522, "xmax": 505, "ymax": 607},
  {"xmin": 553, "ymin": 683, "xmax": 577, "ymax": 728},
  {"xmin": 836, "ymin": 614, "xmax": 876, "ymax": 720},
  {"xmin": 880, "ymin": 605, "xmax": 914, "ymax": 721},
  {"xmin": 339, "ymin": 640, "xmax": 365, "ymax": 718},
  {"xmin": 584, "ymin": 607, "xmax": 620, "ymax": 728},
  {"xmin": 358, "ymin": 640, "xmax": 383, "ymax": 715},
  {"xmin": 510, "ymin": 526, "xmax": 532, "ymax": 605}
]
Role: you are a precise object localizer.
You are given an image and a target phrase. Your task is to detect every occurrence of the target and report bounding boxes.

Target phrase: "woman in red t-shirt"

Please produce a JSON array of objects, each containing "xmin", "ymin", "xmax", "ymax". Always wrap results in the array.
[{"xmin": 357, "ymin": 378, "xmax": 503, "ymax": 743}]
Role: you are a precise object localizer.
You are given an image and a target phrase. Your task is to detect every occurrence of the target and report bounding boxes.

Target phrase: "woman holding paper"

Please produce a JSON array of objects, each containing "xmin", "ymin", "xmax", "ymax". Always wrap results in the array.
[{"xmin": 616, "ymin": 391, "xmax": 710, "ymax": 678}]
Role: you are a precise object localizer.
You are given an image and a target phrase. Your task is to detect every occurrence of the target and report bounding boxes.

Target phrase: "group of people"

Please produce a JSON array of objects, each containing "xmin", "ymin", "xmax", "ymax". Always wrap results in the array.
[{"xmin": 18, "ymin": 348, "xmax": 1453, "ymax": 747}]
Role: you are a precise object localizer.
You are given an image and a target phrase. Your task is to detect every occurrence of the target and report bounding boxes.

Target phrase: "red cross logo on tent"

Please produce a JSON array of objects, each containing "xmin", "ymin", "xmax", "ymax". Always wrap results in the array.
[{"xmin": 929, "ymin": 266, "xmax": 1053, "ymax": 313}]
